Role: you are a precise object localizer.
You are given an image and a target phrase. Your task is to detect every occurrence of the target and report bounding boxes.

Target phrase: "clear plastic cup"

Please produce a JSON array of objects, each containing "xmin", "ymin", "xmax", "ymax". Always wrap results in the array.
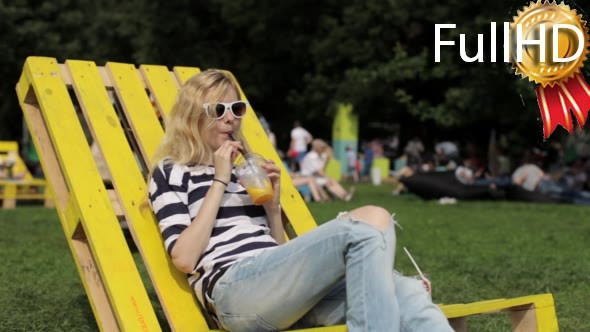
[{"xmin": 235, "ymin": 153, "xmax": 274, "ymax": 205}]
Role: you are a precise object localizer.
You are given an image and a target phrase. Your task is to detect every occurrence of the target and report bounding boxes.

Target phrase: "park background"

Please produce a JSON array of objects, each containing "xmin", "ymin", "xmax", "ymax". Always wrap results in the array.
[{"xmin": 1, "ymin": 0, "xmax": 590, "ymax": 331}]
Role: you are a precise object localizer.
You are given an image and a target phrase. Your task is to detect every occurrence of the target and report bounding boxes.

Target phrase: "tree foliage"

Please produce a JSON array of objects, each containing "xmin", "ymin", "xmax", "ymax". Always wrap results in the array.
[{"xmin": 1, "ymin": 0, "xmax": 589, "ymax": 150}]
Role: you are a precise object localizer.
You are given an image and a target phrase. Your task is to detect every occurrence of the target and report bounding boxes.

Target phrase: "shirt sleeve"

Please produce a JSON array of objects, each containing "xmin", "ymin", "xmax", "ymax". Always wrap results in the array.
[{"xmin": 149, "ymin": 161, "xmax": 191, "ymax": 255}]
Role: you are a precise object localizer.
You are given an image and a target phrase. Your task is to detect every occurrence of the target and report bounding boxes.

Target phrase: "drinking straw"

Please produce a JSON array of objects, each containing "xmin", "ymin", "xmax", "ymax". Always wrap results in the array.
[
  {"xmin": 403, "ymin": 247, "xmax": 427, "ymax": 282},
  {"xmin": 228, "ymin": 133, "xmax": 246, "ymax": 159}
]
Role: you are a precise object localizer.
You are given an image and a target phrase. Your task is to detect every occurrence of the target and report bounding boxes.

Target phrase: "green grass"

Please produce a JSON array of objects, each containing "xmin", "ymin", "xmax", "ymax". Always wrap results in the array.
[{"xmin": 1, "ymin": 184, "xmax": 589, "ymax": 331}]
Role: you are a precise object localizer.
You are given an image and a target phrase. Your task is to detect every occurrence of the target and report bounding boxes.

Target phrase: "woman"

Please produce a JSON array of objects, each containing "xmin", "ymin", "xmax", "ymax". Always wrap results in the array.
[
  {"xmin": 148, "ymin": 69, "xmax": 452, "ymax": 331},
  {"xmin": 300, "ymin": 139, "xmax": 355, "ymax": 201}
]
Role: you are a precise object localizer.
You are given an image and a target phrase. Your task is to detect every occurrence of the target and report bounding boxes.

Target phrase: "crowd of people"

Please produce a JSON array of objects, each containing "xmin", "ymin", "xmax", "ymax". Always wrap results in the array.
[
  {"xmin": 259, "ymin": 115, "xmax": 590, "ymax": 205},
  {"xmin": 387, "ymin": 133, "xmax": 590, "ymax": 205}
]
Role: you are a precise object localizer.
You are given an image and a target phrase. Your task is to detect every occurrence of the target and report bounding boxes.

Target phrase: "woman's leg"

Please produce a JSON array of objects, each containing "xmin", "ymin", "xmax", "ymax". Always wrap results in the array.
[
  {"xmin": 291, "ymin": 273, "xmax": 452, "ymax": 331},
  {"xmin": 318, "ymin": 185, "xmax": 331, "ymax": 201},
  {"xmin": 211, "ymin": 206, "xmax": 398, "ymax": 332},
  {"xmin": 325, "ymin": 177, "xmax": 350, "ymax": 200},
  {"xmin": 306, "ymin": 177, "xmax": 324, "ymax": 202}
]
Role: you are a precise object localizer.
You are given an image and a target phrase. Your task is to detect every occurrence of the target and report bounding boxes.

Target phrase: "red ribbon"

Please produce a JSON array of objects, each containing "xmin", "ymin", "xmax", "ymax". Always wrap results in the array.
[{"xmin": 536, "ymin": 73, "xmax": 590, "ymax": 139}]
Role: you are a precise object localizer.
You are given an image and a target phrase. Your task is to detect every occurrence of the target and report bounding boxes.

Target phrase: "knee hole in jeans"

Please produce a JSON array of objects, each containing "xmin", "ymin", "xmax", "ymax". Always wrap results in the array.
[{"xmin": 349, "ymin": 205, "xmax": 391, "ymax": 232}]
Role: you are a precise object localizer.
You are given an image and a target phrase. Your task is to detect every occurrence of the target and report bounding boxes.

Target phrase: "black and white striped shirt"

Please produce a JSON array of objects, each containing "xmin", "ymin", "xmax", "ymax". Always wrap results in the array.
[{"xmin": 148, "ymin": 159, "xmax": 278, "ymax": 307}]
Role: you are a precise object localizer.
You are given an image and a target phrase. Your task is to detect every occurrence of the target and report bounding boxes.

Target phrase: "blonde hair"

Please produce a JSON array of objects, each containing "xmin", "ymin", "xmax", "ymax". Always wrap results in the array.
[{"xmin": 149, "ymin": 69, "xmax": 241, "ymax": 170}]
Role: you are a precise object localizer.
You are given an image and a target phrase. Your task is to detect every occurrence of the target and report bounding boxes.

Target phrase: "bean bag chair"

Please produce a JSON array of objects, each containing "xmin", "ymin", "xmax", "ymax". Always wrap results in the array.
[
  {"xmin": 504, "ymin": 185, "xmax": 563, "ymax": 203},
  {"xmin": 400, "ymin": 171, "xmax": 494, "ymax": 200}
]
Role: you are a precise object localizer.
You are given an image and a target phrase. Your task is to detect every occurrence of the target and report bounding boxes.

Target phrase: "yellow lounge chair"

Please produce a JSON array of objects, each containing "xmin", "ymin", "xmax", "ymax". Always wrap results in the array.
[
  {"xmin": 16, "ymin": 57, "xmax": 558, "ymax": 331},
  {"xmin": 0, "ymin": 140, "xmax": 53, "ymax": 209}
]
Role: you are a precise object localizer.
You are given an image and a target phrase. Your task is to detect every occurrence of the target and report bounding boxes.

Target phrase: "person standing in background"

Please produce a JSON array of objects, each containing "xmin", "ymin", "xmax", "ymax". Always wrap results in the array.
[
  {"xmin": 289, "ymin": 121, "xmax": 312, "ymax": 162},
  {"xmin": 346, "ymin": 145, "xmax": 359, "ymax": 183}
]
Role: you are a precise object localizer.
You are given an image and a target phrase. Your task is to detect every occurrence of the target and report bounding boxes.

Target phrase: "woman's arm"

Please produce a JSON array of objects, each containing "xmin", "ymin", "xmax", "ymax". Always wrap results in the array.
[
  {"xmin": 169, "ymin": 141, "xmax": 243, "ymax": 273},
  {"xmin": 264, "ymin": 204, "xmax": 286, "ymax": 244},
  {"xmin": 169, "ymin": 181, "xmax": 227, "ymax": 273},
  {"xmin": 262, "ymin": 160, "xmax": 286, "ymax": 244}
]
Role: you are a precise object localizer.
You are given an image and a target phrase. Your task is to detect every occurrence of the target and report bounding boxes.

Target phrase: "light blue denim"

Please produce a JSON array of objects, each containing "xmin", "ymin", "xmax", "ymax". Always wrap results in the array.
[{"xmin": 210, "ymin": 213, "xmax": 453, "ymax": 332}]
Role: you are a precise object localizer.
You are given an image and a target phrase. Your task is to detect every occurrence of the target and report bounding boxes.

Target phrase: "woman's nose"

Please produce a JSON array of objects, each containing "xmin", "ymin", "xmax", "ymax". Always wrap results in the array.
[{"xmin": 223, "ymin": 107, "xmax": 235, "ymax": 121}]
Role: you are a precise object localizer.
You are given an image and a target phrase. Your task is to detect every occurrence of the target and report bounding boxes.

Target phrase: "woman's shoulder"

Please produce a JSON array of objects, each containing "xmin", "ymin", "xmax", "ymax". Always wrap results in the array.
[{"xmin": 154, "ymin": 158, "xmax": 205, "ymax": 179}]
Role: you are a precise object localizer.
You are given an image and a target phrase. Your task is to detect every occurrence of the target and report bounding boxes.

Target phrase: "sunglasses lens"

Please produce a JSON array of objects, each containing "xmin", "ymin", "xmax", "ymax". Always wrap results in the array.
[
  {"xmin": 214, "ymin": 104, "xmax": 226, "ymax": 118},
  {"xmin": 231, "ymin": 102, "xmax": 247, "ymax": 117}
]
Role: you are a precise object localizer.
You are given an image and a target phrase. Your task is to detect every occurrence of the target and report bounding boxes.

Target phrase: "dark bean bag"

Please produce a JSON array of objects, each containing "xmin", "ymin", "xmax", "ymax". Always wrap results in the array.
[
  {"xmin": 400, "ymin": 171, "xmax": 494, "ymax": 200},
  {"xmin": 504, "ymin": 185, "xmax": 562, "ymax": 203}
]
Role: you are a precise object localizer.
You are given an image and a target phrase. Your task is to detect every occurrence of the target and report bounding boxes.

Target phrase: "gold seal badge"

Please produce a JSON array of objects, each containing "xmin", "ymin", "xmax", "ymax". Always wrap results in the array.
[{"xmin": 510, "ymin": 1, "xmax": 590, "ymax": 87}]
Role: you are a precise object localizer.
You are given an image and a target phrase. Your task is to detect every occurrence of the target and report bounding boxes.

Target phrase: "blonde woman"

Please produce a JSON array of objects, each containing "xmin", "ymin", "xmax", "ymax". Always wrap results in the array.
[{"xmin": 147, "ymin": 69, "xmax": 452, "ymax": 332}]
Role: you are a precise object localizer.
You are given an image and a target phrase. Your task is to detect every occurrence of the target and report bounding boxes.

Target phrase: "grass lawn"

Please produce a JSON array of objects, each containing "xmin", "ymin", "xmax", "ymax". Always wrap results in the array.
[{"xmin": 1, "ymin": 183, "xmax": 589, "ymax": 331}]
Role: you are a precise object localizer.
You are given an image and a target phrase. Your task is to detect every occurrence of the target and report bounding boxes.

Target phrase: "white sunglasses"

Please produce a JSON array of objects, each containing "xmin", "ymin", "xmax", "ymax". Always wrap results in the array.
[{"xmin": 203, "ymin": 101, "xmax": 249, "ymax": 119}]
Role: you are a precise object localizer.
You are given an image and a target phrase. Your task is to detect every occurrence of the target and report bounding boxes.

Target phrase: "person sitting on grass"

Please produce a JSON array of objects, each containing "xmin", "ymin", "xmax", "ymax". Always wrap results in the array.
[
  {"xmin": 282, "ymin": 158, "xmax": 331, "ymax": 202},
  {"xmin": 455, "ymin": 159, "xmax": 511, "ymax": 189},
  {"xmin": 300, "ymin": 139, "xmax": 355, "ymax": 201},
  {"xmin": 512, "ymin": 159, "xmax": 590, "ymax": 205},
  {"xmin": 147, "ymin": 69, "xmax": 453, "ymax": 331}
]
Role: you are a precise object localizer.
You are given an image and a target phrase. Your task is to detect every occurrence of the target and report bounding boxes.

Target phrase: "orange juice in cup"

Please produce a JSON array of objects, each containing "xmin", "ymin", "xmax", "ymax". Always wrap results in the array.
[
  {"xmin": 235, "ymin": 153, "xmax": 274, "ymax": 205},
  {"xmin": 245, "ymin": 181, "xmax": 273, "ymax": 205}
]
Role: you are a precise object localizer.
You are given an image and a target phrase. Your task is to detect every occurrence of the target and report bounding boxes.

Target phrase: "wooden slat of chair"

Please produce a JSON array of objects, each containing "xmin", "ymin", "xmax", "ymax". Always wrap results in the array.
[
  {"xmin": 140, "ymin": 65, "xmax": 179, "ymax": 121},
  {"xmin": 18, "ymin": 57, "xmax": 159, "ymax": 332},
  {"xmin": 172, "ymin": 66, "xmax": 201, "ymax": 84},
  {"xmin": 100, "ymin": 61, "xmax": 209, "ymax": 330},
  {"xmin": 106, "ymin": 62, "xmax": 164, "ymax": 168}
]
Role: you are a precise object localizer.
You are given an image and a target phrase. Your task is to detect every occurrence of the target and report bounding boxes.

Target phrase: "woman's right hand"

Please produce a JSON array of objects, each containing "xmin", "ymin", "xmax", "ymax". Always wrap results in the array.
[{"xmin": 213, "ymin": 141, "xmax": 243, "ymax": 183}]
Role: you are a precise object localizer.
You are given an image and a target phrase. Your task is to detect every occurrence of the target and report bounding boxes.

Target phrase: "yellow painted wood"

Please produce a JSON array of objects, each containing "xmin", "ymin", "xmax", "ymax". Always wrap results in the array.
[
  {"xmin": 22, "ymin": 57, "xmax": 159, "ymax": 331},
  {"xmin": 140, "ymin": 65, "xmax": 179, "ymax": 120},
  {"xmin": 0, "ymin": 141, "xmax": 18, "ymax": 151},
  {"xmin": 71, "ymin": 60, "xmax": 208, "ymax": 331},
  {"xmin": 0, "ymin": 193, "xmax": 44, "ymax": 200},
  {"xmin": 173, "ymin": 66, "xmax": 201, "ymax": 84},
  {"xmin": 63, "ymin": 193, "xmax": 82, "ymax": 238},
  {"xmin": 534, "ymin": 303, "xmax": 560, "ymax": 332},
  {"xmin": 2, "ymin": 183, "xmax": 16, "ymax": 208},
  {"xmin": 106, "ymin": 62, "xmax": 164, "ymax": 167},
  {"xmin": 16, "ymin": 101, "xmax": 66, "ymax": 210},
  {"xmin": 226, "ymin": 70, "xmax": 318, "ymax": 236},
  {"xmin": 439, "ymin": 293, "xmax": 559, "ymax": 332},
  {"xmin": 18, "ymin": 60, "xmax": 118, "ymax": 331}
]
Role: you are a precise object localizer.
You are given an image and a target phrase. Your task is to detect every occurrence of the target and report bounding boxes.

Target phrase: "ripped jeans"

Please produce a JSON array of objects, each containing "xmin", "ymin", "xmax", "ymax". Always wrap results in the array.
[{"xmin": 210, "ymin": 213, "xmax": 453, "ymax": 332}]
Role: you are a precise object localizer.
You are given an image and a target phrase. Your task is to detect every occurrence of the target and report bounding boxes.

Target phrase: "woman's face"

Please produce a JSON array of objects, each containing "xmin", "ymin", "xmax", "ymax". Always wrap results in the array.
[{"xmin": 205, "ymin": 88, "xmax": 242, "ymax": 150}]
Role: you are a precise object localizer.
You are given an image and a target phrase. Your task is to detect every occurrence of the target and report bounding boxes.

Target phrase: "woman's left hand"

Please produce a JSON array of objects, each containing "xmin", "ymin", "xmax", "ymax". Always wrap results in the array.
[{"xmin": 261, "ymin": 159, "xmax": 281, "ymax": 208}]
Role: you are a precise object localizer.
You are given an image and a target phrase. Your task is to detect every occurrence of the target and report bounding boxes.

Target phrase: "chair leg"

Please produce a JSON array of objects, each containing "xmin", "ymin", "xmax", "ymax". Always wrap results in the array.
[
  {"xmin": 510, "ymin": 304, "xmax": 537, "ymax": 332},
  {"xmin": 511, "ymin": 301, "xmax": 559, "ymax": 332},
  {"xmin": 448, "ymin": 317, "xmax": 468, "ymax": 332},
  {"xmin": 3, "ymin": 184, "xmax": 16, "ymax": 209},
  {"xmin": 44, "ymin": 195, "xmax": 55, "ymax": 208}
]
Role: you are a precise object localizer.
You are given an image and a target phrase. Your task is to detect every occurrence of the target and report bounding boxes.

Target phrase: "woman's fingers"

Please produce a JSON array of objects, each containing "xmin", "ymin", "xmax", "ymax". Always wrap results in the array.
[
  {"xmin": 227, "ymin": 141, "xmax": 244, "ymax": 151},
  {"xmin": 262, "ymin": 161, "xmax": 280, "ymax": 174}
]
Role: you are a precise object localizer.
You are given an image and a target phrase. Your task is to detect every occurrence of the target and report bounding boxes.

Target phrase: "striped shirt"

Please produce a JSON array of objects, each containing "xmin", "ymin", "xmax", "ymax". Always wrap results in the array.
[{"xmin": 148, "ymin": 159, "xmax": 279, "ymax": 307}]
